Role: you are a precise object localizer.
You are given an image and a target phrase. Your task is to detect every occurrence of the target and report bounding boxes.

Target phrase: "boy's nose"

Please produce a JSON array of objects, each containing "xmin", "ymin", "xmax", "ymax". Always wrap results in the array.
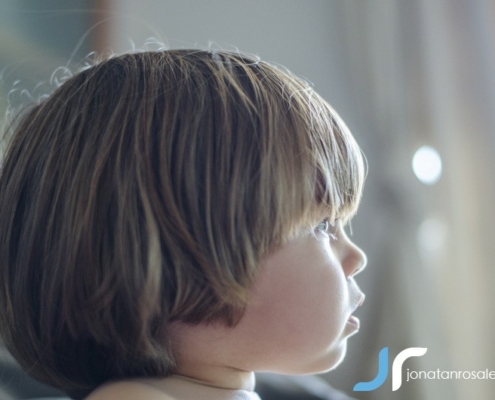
[{"xmin": 342, "ymin": 242, "xmax": 367, "ymax": 278}]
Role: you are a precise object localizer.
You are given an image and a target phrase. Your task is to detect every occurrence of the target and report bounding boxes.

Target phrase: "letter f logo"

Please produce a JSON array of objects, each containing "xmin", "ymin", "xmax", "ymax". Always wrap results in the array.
[
  {"xmin": 353, "ymin": 347, "xmax": 427, "ymax": 391},
  {"xmin": 391, "ymin": 348, "xmax": 427, "ymax": 390}
]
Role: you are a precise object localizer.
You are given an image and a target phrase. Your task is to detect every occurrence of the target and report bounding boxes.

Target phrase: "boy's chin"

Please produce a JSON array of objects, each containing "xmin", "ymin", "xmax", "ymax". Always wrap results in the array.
[
  {"xmin": 275, "ymin": 340, "xmax": 349, "ymax": 376},
  {"xmin": 312, "ymin": 340, "xmax": 348, "ymax": 374}
]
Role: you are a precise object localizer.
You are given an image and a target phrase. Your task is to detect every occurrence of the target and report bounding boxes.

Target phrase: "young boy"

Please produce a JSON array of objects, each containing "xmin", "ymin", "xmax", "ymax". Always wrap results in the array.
[{"xmin": 0, "ymin": 50, "xmax": 366, "ymax": 400}]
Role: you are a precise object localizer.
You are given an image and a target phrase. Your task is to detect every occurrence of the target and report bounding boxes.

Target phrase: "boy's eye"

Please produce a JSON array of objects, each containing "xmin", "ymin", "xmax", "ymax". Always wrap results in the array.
[{"xmin": 316, "ymin": 218, "xmax": 338, "ymax": 240}]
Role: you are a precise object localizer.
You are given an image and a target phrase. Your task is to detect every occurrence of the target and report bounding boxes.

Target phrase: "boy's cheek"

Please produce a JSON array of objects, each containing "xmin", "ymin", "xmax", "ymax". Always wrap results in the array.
[{"xmin": 242, "ymin": 240, "xmax": 348, "ymax": 342}]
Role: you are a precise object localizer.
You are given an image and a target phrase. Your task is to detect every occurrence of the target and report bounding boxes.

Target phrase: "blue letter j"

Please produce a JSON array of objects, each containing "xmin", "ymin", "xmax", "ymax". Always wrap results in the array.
[{"xmin": 353, "ymin": 347, "xmax": 389, "ymax": 391}]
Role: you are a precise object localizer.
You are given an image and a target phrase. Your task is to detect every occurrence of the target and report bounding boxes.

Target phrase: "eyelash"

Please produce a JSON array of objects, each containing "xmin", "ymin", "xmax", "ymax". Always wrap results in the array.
[{"xmin": 316, "ymin": 218, "xmax": 338, "ymax": 240}]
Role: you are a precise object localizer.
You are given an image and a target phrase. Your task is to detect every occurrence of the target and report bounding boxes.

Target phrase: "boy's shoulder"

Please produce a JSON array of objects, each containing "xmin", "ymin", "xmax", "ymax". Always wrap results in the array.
[{"xmin": 85, "ymin": 380, "xmax": 176, "ymax": 400}]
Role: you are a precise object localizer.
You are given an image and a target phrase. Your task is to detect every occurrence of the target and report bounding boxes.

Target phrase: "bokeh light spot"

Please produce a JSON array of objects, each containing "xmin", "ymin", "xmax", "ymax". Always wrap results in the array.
[{"xmin": 412, "ymin": 146, "xmax": 442, "ymax": 185}]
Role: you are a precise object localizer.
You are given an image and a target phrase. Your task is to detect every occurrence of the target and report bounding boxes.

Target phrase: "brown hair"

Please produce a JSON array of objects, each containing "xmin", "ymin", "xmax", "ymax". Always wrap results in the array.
[{"xmin": 0, "ymin": 50, "xmax": 365, "ymax": 398}]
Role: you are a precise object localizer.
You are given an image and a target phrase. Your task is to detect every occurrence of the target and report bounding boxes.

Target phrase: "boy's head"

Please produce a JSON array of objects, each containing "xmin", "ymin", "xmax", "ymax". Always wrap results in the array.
[{"xmin": 0, "ymin": 50, "xmax": 365, "ymax": 398}]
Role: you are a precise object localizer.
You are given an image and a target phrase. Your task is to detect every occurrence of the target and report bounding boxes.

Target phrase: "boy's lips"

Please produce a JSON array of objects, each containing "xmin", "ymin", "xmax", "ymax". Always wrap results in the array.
[
  {"xmin": 351, "ymin": 292, "xmax": 366, "ymax": 314},
  {"xmin": 347, "ymin": 294, "xmax": 364, "ymax": 330},
  {"xmin": 357, "ymin": 293, "xmax": 366, "ymax": 308},
  {"xmin": 347, "ymin": 315, "xmax": 360, "ymax": 330}
]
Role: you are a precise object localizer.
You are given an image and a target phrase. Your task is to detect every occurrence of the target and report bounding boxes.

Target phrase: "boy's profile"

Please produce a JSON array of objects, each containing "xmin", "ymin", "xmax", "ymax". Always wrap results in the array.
[{"xmin": 0, "ymin": 50, "xmax": 366, "ymax": 400}]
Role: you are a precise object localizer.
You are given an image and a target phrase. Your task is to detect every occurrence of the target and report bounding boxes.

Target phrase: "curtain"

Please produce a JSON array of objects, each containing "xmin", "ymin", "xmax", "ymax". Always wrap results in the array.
[{"xmin": 323, "ymin": 1, "xmax": 495, "ymax": 400}]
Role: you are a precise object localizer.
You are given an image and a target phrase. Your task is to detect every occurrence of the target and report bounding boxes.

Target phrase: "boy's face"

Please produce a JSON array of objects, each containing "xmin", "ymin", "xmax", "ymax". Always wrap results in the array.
[
  {"xmin": 232, "ymin": 219, "xmax": 366, "ymax": 374},
  {"xmin": 168, "ymin": 219, "xmax": 367, "ymax": 379}
]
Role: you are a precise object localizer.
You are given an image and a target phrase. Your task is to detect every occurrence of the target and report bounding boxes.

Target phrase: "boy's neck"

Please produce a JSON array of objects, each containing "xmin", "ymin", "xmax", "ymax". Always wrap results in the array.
[
  {"xmin": 172, "ymin": 364, "xmax": 256, "ymax": 391},
  {"xmin": 135, "ymin": 369, "xmax": 258, "ymax": 400},
  {"xmin": 165, "ymin": 320, "xmax": 257, "ymax": 393}
]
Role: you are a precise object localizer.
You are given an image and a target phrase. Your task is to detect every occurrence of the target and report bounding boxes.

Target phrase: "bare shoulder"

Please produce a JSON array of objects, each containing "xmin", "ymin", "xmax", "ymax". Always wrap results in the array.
[{"xmin": 85, "ymin": 380, "xmax": 176, "ymax": 400}]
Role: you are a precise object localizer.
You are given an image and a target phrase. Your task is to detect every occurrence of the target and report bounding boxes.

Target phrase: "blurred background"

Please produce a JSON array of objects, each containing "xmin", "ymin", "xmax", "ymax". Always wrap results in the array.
[{"xmin": 1, "ymin": 0, "xmax": 495, "ymax": 399}]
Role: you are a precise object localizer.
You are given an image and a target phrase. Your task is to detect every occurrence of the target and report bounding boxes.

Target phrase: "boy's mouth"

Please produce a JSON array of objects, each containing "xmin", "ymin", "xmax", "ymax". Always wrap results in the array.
[
  {"xmin": 347, "ymin": 315, "xmax": 360, "ymax": 329},
  {"xmin": 347, "ymin": 294, "xmax": 364, "ymax": 331},
  {"xmin": 350, "ymin": 292, "xmax": 366, "ymax": 314},
  {"xmin": 357, "ymin": 293, "xmax": 366, "ymax": 308}
]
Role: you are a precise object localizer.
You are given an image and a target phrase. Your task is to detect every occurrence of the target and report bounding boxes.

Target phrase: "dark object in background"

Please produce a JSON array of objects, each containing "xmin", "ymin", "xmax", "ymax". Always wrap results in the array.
[
  {"xmin": 256, "ymin": 372, "xmax": 358, "ymax": 400},
  {"xmin": 0, "ymin": 347, "xmax": 65, "ymax": 399}
]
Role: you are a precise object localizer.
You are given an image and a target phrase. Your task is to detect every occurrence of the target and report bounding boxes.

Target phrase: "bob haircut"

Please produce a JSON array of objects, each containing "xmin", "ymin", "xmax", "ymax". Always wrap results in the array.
[{"xmin": 0, "ymin": 50, "xmax": 365, "ymax": 398}]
